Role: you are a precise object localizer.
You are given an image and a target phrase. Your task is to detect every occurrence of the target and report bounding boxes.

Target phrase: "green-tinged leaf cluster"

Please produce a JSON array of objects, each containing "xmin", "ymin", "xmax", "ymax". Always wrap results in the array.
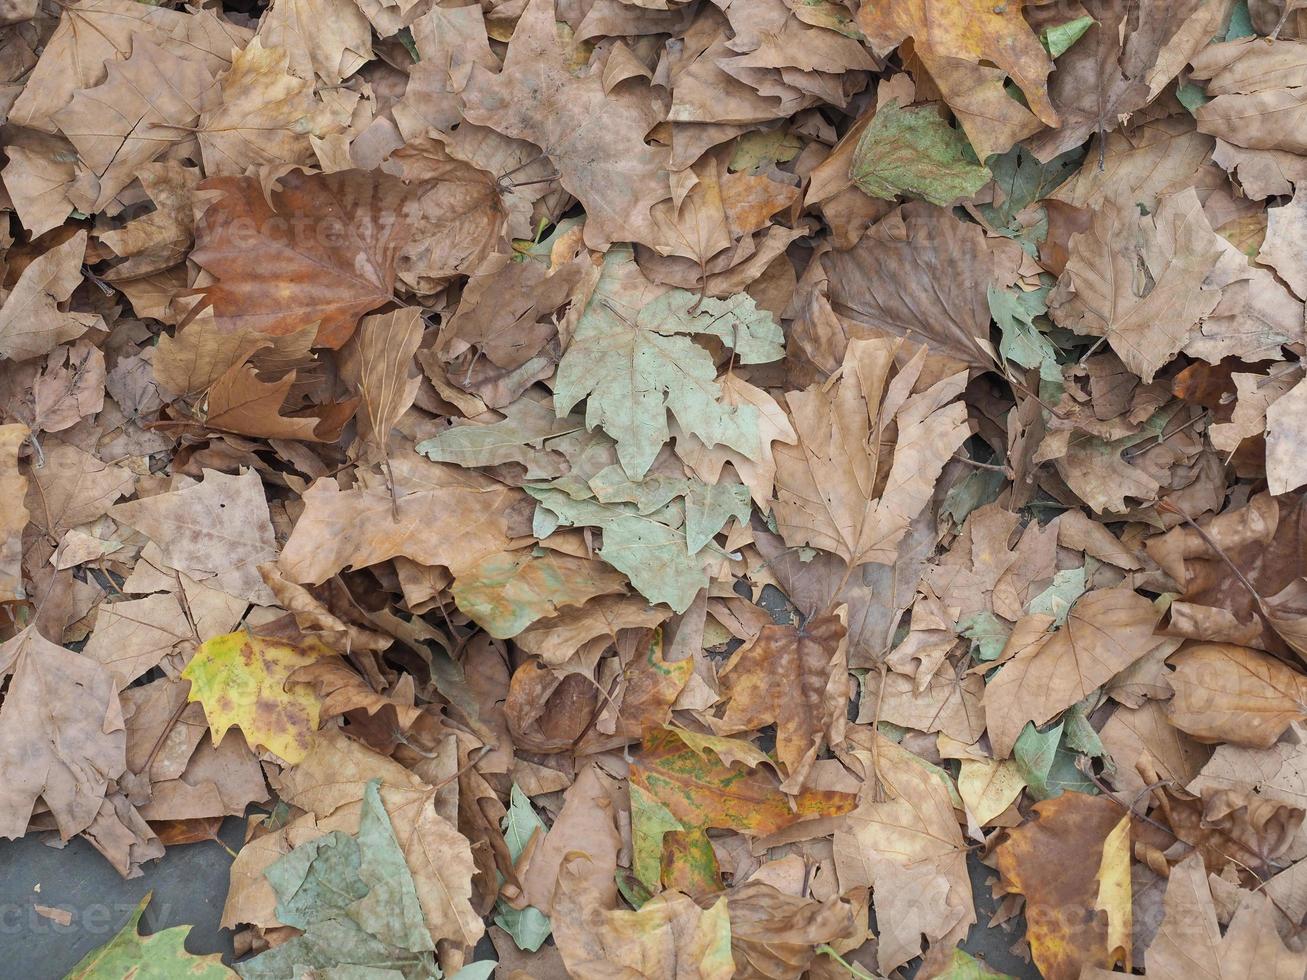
[
  {"xmin": 850, "ymin": 100, "xmax": 991, "ymax": 206},
  {"xmin": 65, "ymin": 895, "xmax": 234, "ymax": 980}
]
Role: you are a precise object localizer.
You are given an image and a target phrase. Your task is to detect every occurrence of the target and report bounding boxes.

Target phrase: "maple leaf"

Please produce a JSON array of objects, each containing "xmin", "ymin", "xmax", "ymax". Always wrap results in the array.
[
  {"xmin": 181, "ymin": 630, "xmax": 331, "ymax": 763},
  {"xmin": 66, "ymin": 894, "xmax": 234, "ymax": 979},
  {"xmin": 0, "ymin": 629, "xmax": 127, "ymax": 840},
  {"xmin": 461, "ymin": 0, "xmax": 671, "ymax": 251},
  {"xmin": 190, "ymin": 169, "xmax": 414, "ymax": 348},
  {"xmin": 554, "ymin": 246, "xmax": 783, "ymax": 481},
  {"xmin": 772, "ymin": 337, "xmax": 970, "ymax": 566}
]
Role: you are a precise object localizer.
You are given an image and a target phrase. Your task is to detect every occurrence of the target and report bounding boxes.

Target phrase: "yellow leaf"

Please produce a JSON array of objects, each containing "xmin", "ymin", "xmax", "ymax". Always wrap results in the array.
[
  {"xmin": 958, "ymin": 758, "xmax": 1026, "ymax": 826},
  {"xmin": 1095, "ymin": 813, "xmax": 1133, "ymax": 973},
  {"xmin": 182, "ymin": 630, "xmax": 331, "ymax": 763}
]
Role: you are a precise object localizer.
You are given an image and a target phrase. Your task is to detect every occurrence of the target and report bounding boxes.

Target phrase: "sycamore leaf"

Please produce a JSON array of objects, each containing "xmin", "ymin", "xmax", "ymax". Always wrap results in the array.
[
  {"xmin": 715, "ymin": 615, "xmax": 847, "ymax": 793},
  {"xmin": 452, "ymin": 550, "xmax": 627, "ymax": 639},
  {"xmin": 850, "ymin": 100, "xmax": 991, "ymax": 206},
  {"xmin": 238, "ymin": 779, "xmax": 439, "ymax": 979},
  {"xmin": 52, "ymin": 39, "xmax": 216, "ymax": 213},
  {"xmin": 994, "ymin": 792, "xmax": 1131, "ymax": 980},
  {"xmin": 984, "ymin": 590, "xmax": 1161, "ymax": 758},
  {"xmin": 1145, "ymin": 852, "xmax": 1307, "ymax": 980},
  {"xmin": 190, "ymin": 169, "xmax": 414, "ymax": 348},
  {"xmin": 0, "ymin": 231, "xmax": 96, "ymax": 361},
  {"xmin": 772, "ymin": 337, "xmax": 970, "ymax": 566},
  {"xmin": 66, "ymin": 893, "xmax": 234, "ymax": 979},
  {"xmin": 0, "ymin": 629, "xmax": 126, "ymax": 840},
  {"xmin": 630, "ymin": 727, "xmax": 855, "ymax": 838},
  {"xmin": 181, "ymin": 630, "xmax": 331, "ymax": 763},
  {"xmin": 554, "ymin": 247, "xmax": 783, "ymax": 480},
  {"xmin": 493, "ymin": 786, "xmax": 552, "ymax": 951},
  {"xmin": 1166, "ymin": 643, "xmax": 1307, "ymax": 749}
]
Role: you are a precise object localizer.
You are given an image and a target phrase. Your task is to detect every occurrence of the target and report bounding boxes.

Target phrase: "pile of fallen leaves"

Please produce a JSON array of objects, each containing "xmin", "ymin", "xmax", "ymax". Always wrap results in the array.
[{"xmin": 7, "ymin": 0, "xmax": 1307, "ymax": 976}]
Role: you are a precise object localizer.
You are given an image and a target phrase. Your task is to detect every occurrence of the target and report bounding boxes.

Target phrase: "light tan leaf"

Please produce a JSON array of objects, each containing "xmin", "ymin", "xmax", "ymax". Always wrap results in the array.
[
  {"xmin": 0, "ymin": 628, "xmax": 126, "ymax": 840},
  {"xmin": 257, "ymin": 0, "xmax": 372, "ymax": 85},
  {"xmin": 1166, "ymin": 642, "xmax": 1307, "ymax": 749},
  {"xmin": 339, "ymin": 308, "xmax": 424, "ymax": 463},
  {"xmin": 0, "ymin": 231, "xmax": 96, "ymax": 361},
  {"xmin": 984, "ymin": 590, "xmax": 1162, "ymax": 757},
  {"xmin": 1146, "ymin": 852, "xmax": 1307, "ymax": 980},
  {"xmin": 833, "ymin": 735, "xmax": 974, "ymax": 974},
  {"xmin": 109, "ymin": 468, "xmax": 277, "ymax": 603},
  {"xmin": 0, "ymin": 424, "xmax": 29, "ymax": 603},
  {"xmin": 25, "ymin": 440, "xmax": 134, "ymax": 540},
  {"xmin": 1049, "ymin": 187, "xmax": 1223, "ymax": 383},
  {"xmin": 52, "ymin": 38, "xmax": 217, "ymax": 213},
  {"xmin": 958, "ymin": 758, "xmax": 1026, "ymax": 827},
  {"xmin": 772, "ymin": 337, "xmax": 969, "ymax": 565}
]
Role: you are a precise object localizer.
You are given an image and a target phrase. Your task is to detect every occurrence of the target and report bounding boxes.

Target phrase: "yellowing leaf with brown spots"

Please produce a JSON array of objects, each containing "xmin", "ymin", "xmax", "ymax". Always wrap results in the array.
[{"xmin": 181, "ymin": 630, "xmax": 332, "ymax": 763}]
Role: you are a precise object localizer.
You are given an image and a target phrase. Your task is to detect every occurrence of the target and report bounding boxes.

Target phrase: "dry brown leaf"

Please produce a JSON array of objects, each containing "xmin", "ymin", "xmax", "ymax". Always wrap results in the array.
[
  {"xmin": 772, "ymin": 337, "xmax": 969, "ymax": 566},
  {"xmin": 190, "ymin": 169, "xmax": 413, "ymax": 348},
  {"xmin": 984, "ymin": 589, "xmax": 1162, "ymax": 757},
  {"xmin": 994, "ymin": 792, "xmax": 1131, "ymax": 980},
  {"xmin": 714, "ymin": 615, "xmax": 846, "ymax": 793},
  {"xmin": 0, "ymin": 230, "xmax": 97, "ymax": 361},
  {"xmin": 0, "ymin": 423, "xmax": 29, "ymax": 603},
  {"xmin": 338, "ymin": 307, "xmax": 423, "ymax": 462},
  {"xmin": 833, "ymin": 735, "xmax": 974, "ymax": 974},
  {"xmin": 1166, "ymin": 642, "xmax": 1307, "ymax": 748}
]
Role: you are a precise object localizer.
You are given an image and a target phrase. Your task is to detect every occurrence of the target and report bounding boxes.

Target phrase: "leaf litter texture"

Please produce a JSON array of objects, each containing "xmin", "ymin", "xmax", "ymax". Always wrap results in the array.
[{"xmin": 5, "ymin": 1, "xmax": 1307, "ymax": 978}]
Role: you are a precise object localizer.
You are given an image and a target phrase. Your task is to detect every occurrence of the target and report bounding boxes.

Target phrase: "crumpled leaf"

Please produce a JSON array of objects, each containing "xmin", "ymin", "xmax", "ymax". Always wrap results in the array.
[
  {"xmin": 237, "ymin": 780, "xmax": 438, "ymax": 979},
  {"xmin": 984, "ymin": 590, "xmax": 1162, "ymax": 757},
  {"xmin": 0, "ymin": 230, "xmax": 96, "ymax": 361},
  {"xmin": 772, "ymin": 337, "xmax": 970, "ymax": 566},
  {"xmin": 182, "ymin": 630, "xmax": 331, "ymax": 764},
  {"xmin": 850, "ymin": 100, "xmax": 990, "ymax": 206},
  {"xmin": 714, "ymin": 615, "xmax": 847, "ymax": 793}
]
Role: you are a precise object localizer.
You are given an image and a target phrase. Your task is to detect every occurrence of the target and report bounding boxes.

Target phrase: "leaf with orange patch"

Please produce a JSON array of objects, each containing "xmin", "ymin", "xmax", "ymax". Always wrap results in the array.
[{"xmin": 994, "ymin": 792, "xmax": 1131, "ymax": 980}]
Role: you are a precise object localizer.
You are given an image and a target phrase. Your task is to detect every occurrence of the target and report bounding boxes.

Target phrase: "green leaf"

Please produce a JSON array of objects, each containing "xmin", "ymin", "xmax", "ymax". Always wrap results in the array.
[
  {"xmin": 850, "ymin": 100, "xmax": 991, "ymax": 206},
  {"xmin": 630, "ymin": 781, "xmax": 685, "ymax": 894},
  {"xmin": 942, "ymin": 466, "xmax": 1007, "ymax": 525},
  {"xmin": 237, "ymin": 780, "xmax": 439, "ymax": 979},
  {"xmin": 978, "ymin": 144, "xmax": 1083, "ymax": 250},
  {"xmin": 65, "ymin": 894, "xmax": 235, "ymax": 980},
  {"xmin": 934, "ymin": 946, "xmax": 1018, "ymax": 979},
  {"xmin": 1041, "ymin": 15, "xmax": 1095, "ymax": 57},
  {"xmin": 959, "ymin": 610, "xmax": 1011, "ymax": 663},
  {"xmin": 1226, "ymin": 0, "xmax": 1254, "ymax": 40},
  {"xmin": 492, "ymin": 788, "xmax": 553, "ymax": 951},
  {"xmin": 988, "ymin": 283, "xmax": 1061, "ymax": 384},
  {"xmin": 415, "ymin": 397, "xmax": 580, "ymax": 479},
  {"xmin": 449, "ymin": 962, "xmax": 498, "ymax": 980},
  {"xmin": 1013, "ymin": 722, "xmax": 1096, "ymax": 801},
  {"xmin": 1026, "ymin": 563, "xmax": 1095, "ymax": 625},
  {"xmin": 451, "ymin": 550, "xmax": 625, "ymax": 639},
  {"xmin": 554, "ymin": 247, "xmax": 783, "ymax": 480},
  {"xmin": 1176, "ymin": 81, "xmax": 1211, "ymax": 115},
  {"xmin": 729, "ymin": 129, "xmax": 803, "ymax": 172}
]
